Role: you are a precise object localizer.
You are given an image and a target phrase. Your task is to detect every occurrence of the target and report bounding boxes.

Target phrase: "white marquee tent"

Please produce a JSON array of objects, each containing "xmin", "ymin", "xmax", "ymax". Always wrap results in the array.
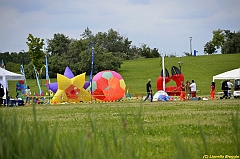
[
  {"xmin": 0, "ymin": 67, "xmax": 24, "ymax": 98},
  {"xmin": 212, "ymin": 68, "xmax": 240, "ymax": 81}
]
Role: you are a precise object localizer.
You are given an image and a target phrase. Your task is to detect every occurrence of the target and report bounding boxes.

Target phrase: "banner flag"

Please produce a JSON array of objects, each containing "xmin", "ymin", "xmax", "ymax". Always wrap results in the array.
[
  {"xmin": 20, "ymin": 64, "xmax": 27, "ymax": 87},
  {"xmin": 1, "ymin": 60, "xmax": 5, "ymax": 69},
  {"xmin": 88, "ymin": 42, "xmax": 94, "ymax": 94},
  {"xmin": 34, "ymin": 66, "xmax": 42, "ymax": 95},
  {"xmin": 45, "ymin": 54, "xmax": 50, "ymax": 85}
]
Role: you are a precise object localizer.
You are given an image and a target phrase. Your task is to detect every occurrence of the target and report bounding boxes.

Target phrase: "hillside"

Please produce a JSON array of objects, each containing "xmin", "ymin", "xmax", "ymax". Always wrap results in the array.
[
  {"xmin": 118, "ymin": 53, "xmax": 240, "ymax": 96},
  {"xmin": 7, "ymin": 53, "xmax": 240, "ymax": 97}
]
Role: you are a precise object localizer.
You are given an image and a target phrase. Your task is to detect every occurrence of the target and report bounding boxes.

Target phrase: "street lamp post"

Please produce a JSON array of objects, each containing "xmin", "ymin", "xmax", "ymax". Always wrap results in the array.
[
  {"xmin": 189, "ymin": 37, "xmax": 192, "ymax": 56},
  {"xmin": 178, "ymin": 61, "xmax": 183, "ymax": 72}
]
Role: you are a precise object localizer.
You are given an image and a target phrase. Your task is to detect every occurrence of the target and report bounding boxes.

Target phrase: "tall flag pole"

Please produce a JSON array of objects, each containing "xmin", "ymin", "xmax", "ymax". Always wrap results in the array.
[
  {"xmin": 34, "ymin": 66, "xmax": 42, "ymax": 95},
  {"xmin": 162, "ymin": 47, "xmax": 165, "ymax": 92},
  {"xmin": 45, "ymin": 54, "xmax": 50, "ymax": 85},
  {"xmin": 89, "ymin": 42, "xmax": 94, "ymax": 97},
  {"xmin": 20, "ymin": 64, "xmax": 27, "ymax": 87}
]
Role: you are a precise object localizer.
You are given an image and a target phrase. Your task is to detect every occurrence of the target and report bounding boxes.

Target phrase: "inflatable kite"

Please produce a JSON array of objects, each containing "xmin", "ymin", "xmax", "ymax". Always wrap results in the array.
[
  {"xmin": 156, "ymin": 66, "xmax": 184, "ymax": 96},
  {"xmin": 46, "ymin": 66, "xmax": 90, "ymax": 93},
  {"xmin": 51, "ymin": 72, "xmax": 92, "ymax": 103},
  {"xmin": 91, "ymin": 70, "xmax": 126, "ymax": 101}
]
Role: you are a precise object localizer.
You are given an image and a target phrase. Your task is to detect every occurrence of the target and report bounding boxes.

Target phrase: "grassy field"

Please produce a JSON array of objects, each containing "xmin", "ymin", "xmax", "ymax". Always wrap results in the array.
[
  {"xmin": 118, "ymin": 53, "xmax": 240, "ymax": 95},
  {"xmin": 1, "ymin": 54, "xmax": 240, "ymax": 159},
  {"xmin": 7, "ymin": 53, "xmax": 240, "ymax": 98},
  {"xmin": 1, "ymin": 99, "xmax": 240, "ymax": 159}
]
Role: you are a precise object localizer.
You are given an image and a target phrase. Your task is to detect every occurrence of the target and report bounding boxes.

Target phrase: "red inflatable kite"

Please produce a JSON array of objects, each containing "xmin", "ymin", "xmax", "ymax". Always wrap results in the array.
[
  {"xmin": 156, "ymin": 66, "xmax": 184, "ymax": 96},
  {"xmin": 91, "ymin": 70, "xmax": 126, "ymax": 102}
]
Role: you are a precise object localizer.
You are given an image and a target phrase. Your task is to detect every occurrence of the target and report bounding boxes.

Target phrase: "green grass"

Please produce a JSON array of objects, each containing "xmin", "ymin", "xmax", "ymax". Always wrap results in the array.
[
  {"xmin": 1, "ymin": 100, "xmax": 240, "ymax": 159},
  {"xmin": 2, "ymin": 54, "xmax": 240, "ymax": 159},
  {"xmin": 7, "ymin": 53, "xmax": 240, "ymax": 97},
  {"xmin": 0, "ymin": 54, "xmax": 240, "ymax": 159},
  {"xmin": 118, "ymin": 53, "xmax": 240, "ymax": 95}
]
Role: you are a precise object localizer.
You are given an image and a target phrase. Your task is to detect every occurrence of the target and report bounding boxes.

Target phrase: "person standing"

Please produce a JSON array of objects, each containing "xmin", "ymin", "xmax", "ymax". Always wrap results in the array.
[
  {"xmin": 210, "ymin": 82, "xmax": 215, "ymax": 100},
  {"xmin": 185, "ymin": 80, "xmax": 191, "ymax": 100},
  {"xmin": 0, "ymin": 83, "xmax": 5, "ymax": 106},
  {"xmin": 220, "ymin": 79, "xmax": 228, "ymax": 99},
  {"xmin": 25, "ymin": 86, "xmax": 31, "ymax": 104},
  {"xmin": 190, "ymin": 80, "xmax": 197, "ymax": 98},
  {"xmin": 179, "ymin": 82, "xmax": 185, "ymax": 100},
  {"xmin": 143, "ymin": 79, "xmax": 153, "ymax": 102},
  {"xmin": 227, "ymin": 79, "xmax": 233, "ymax": 98}
]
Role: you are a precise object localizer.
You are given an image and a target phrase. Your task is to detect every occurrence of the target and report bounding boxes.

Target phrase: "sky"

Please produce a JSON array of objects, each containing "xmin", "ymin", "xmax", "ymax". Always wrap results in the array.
[{"xmin": 0, "ymin": 0, "xmax": 240, "ymax": 56}]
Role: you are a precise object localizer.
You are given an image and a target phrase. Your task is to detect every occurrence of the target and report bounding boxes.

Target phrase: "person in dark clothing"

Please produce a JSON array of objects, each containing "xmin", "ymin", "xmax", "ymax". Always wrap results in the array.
[
  {"xmin": 0, "ymin": 83, "xmax": 5, "ymax": 106},
  {"xmin": 220, "ymin": 79, "xmax": 228, "ymax": 99},
  {"xmin": 143, "ymin": 79, "xmax": 153, "ymax": 102}
]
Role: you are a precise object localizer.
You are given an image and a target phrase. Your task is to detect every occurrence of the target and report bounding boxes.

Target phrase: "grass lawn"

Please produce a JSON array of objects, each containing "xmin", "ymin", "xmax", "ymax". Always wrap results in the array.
[
  {"xmin": 1, "ymin": 99, "xmax": 240, "ymax": 159},
  {"xmin": 119, "ymin": 53, "xmax": 240, "ymax": 95}
]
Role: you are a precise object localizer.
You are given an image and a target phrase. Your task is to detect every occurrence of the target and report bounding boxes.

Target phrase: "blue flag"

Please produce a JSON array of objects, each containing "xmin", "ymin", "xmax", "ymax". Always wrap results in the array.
[
  {"xmin": 34, "ymin": 66, "xmax": 42, "ymax": 95},
  {"xmin": 88, "ymin": 42, "xmax": 94, "ymax": 94}
]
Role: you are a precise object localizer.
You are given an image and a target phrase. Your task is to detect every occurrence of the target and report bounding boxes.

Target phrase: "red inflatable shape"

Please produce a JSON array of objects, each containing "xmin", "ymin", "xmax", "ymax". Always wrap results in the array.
[
  {"xmin": 156, "ymin": 66, "xmax": 184, "ymax": 96},
  {"xmin": 156, "ymin": 76, "xmax": 171, "ymax": 91}
]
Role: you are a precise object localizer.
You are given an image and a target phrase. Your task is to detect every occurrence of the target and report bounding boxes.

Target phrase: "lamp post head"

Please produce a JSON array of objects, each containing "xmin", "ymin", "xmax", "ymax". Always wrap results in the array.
[
  {"xmin": 178, "ymin": 61, "xmax": 183, "ymax": 72},
  {"xmin": 178, "ymin": 61, "xmax": 183, "ymax": 66}
]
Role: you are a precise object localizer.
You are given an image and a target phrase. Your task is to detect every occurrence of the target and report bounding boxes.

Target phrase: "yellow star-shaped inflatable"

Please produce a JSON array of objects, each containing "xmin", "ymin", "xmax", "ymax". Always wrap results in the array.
[{"xmin": 51, "ymin": 72, "xmax": 92, "ymax": 103}]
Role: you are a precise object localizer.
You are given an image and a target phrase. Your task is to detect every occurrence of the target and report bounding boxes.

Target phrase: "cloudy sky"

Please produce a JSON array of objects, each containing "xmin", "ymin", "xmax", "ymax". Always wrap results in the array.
[{"xmin": 0, "ymin": 0, "xmax": 240, "ymax": 56}]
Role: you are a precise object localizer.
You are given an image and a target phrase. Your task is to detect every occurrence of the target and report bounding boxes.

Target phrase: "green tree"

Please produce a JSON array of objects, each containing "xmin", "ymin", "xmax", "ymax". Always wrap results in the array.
[
  {"xmin": 81, "ymin": 27, "xmax": 94, "ymax": 40},
  {"xmin": 206, "ymin": 29, "xmax": 240, "ymax": 54},
  {"xmin": 151, "ymin": 48, "xmax": 160, "ymax": 58},
  {"xmin": 128, "ymin": 45, "xmax": 142, "ymax": 60},
  {"xmin": 222, "ymin": 30, "xmax": 240, "ymax": 54},
  {"xmin": 4, "ymin": 62, "xmax": 21, "ymax": 73},
  {"xmin": 0, "ymin": 52, "xmax": 11, "ymax": 65},
  {"xmin": 47, "ymin": 54, "xmax": 69, "ymax": 78},
  {"xmin": 140, "ymin": 43, "xmax": 151, "ymax": 58},
  {"xmin": 204, "ymin": 41, "xmax": 216, "ymax": 55},
  {"xmin": 212, "ymin": 29, "xmax": 225, "ymax": 49},
  {"xmin": 23, "ymin": 64, "xmax": 35, "ymax": 79},
  {"xmin": 18, "ymin": 51, "xmax": 31, "ymax": 66},
  {"xmin": 93, "ymin": 28, "xmax": 132, "ymax": 59},
  {"xmin": 46, "ymin": 33, "xmax": 72, "ymax": 56},
  {"xmin": 26, "ymin": 34, "xmax": 45, "ymax": 72},
  {"xmin": 93, "ymin": 52, "xmax": 122, "ymax": 73}
]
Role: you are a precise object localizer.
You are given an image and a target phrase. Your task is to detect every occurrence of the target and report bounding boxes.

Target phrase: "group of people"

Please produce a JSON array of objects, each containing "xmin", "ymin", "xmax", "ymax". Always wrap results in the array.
[
  {"xmin": 210, "ymin": 79, "xmax": 233, "ymax": 100},
  {"xmin": 180, "ymin": 80, "xmax": 197, "ymax": 100},
  {"xmin": 0, "ymin": 82, "xmax": 32, "ymax": 106},
  {"xmin": 143, "ymin": 79, "xmax": 197, "ymax": 102},
  {"xmin": 143, "ymin": 77, "xmax": 236, "ymax": 102},
  {"xmin": 220, "ymin": 79, "xmax": 233, "ymax": 99}
]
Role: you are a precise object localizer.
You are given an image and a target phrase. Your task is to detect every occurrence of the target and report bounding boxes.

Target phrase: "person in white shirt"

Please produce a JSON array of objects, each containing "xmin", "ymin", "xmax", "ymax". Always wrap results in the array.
[
  {"xmin": 227, "ymin": 79, "xmax": 233, "ymax": 97},
  {"xmin": 25, "ymin": 86, "xmax": 31, "ymax": 104},
  {"xmin": 190, "ymin": 80, "xmax": 197, "ymax": 97}
]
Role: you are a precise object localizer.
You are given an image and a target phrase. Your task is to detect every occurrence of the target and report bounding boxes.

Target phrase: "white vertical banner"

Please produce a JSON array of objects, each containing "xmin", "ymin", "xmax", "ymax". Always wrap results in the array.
[
  {"xmin": 2, "ymin": 74, "xmax": 6, "ymax": 99},
  {"xmin": 162, "ymin": 47, "xmax": 165, "ymax": 91}
]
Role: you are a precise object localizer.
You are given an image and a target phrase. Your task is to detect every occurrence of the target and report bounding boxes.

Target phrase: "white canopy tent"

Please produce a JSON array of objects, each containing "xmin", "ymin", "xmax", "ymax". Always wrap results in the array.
[
  {"xmin": 0, "ymin": 67, "xmax": 24, "ymax": 98},
  {"xmin": 212, "ymin": 68, "xmax": 240, "ymax": 81}
]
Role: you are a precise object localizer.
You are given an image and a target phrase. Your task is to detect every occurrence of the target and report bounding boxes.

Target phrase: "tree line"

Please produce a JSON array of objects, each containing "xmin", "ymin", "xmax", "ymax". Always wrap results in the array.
[
  {"xmin": 0, "ymin": 28, "xmax": 160, "ymax": 79},
  {"xmin": 1, "ymin": 28, "xmax": 239, "ymax": 79},
  {"xmin": 204, "ymin": 29, "xmax": 240, "ymax": 54}
]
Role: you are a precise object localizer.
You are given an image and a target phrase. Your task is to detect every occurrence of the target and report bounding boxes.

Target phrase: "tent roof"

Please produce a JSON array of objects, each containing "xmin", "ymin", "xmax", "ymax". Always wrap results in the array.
[
  {"xmin": 213, "ymin": 68, "xmax": 240, "ymax": 81},
  {"xmin": 0, "ymin": 67, "xmax": 24, "ymax": 80}
]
